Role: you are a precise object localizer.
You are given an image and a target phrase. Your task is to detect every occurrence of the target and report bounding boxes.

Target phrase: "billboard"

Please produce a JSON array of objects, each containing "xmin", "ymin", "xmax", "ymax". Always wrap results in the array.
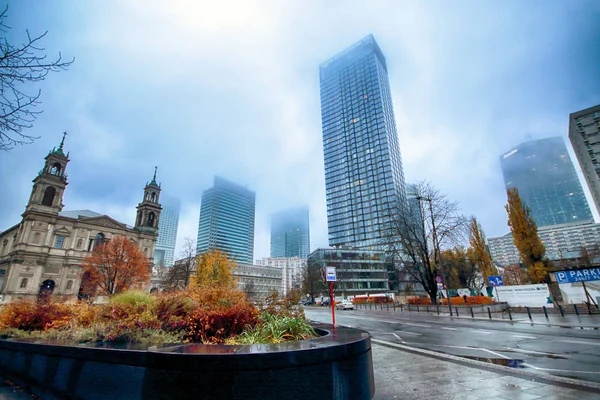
[
  {"xmin": 495, "ymin": 284, "xmax": 553, "ymax": 308},
  {"xmin": 554, "ymin": 268, "xmax": 600, "ymax": 284}
]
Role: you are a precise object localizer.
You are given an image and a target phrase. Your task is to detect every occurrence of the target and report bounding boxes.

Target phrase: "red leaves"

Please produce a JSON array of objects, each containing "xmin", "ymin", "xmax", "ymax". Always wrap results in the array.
[{"xmin": 184, "ymin": 304, "xmax": 259, "ymax": 344}]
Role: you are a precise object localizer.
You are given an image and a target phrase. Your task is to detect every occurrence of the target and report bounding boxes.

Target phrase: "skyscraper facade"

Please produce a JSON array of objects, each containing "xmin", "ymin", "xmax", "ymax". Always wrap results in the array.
[
  {"xmin": 569, "ymin": 104, "xmax": 600, "ymax": 215},
  {"xmin": 500, "ymin": 137, "xmax": 593, "ymax": 228},
  {"xmin": 196, "ymin": 177, "xmax": 255, "ymax": 264},
  {"xmin": 270, "ymin": 207, "xmax": 310, "ymax": 258},
  {"xmin": 154, "ymin": 194, "xmax": 180, "ymax": 267},
  {"xmin": 319, "ymin": 35, "xmax": 406, "ymax": 249}
]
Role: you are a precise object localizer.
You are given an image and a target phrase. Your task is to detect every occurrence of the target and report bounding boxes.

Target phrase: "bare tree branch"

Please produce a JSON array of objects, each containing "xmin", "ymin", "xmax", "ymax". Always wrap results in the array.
[{"xmin": 0, "ymin": 5, "xmax": 74, "ymax": 151}]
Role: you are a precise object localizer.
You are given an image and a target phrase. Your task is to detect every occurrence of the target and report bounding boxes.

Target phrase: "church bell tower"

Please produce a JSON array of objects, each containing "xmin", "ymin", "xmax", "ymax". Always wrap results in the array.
[
  {"xmin": 24, "ymin": 132, "xmax": 70, "ymax": 216},
  {"xmin": 134, "ymin": 167, "xmax": 162, "ymax": 234}
]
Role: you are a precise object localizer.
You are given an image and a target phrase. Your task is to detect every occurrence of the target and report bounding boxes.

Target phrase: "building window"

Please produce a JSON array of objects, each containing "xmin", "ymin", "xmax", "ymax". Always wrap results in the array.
[
  {"xmin": 42, "ymin": 186, "xmax": 56, "ymax": 206},
  {"xmin": 66, "ymin": 280, "xmax": 73, "ymax": 291},
  {"xmin": 54, "ymin": 235, "xmax": 65, "ymax": 249},
  {"xmin": 76, "ymin": 238, "xmax": 83, "ymax": 249},
  {"xmin": 20, "ymin": 278, "xmax": 28, "ymax": 289},
  {"xmin": 94, "ymin": 233, "xmax": 105, "ymax": 248}
]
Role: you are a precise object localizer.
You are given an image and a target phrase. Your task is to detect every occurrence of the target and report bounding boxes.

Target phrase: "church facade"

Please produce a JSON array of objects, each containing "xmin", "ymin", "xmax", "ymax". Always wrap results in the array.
[{"xmin": 0, "ymin": 135, "xmax": 162, "ymax": 303}]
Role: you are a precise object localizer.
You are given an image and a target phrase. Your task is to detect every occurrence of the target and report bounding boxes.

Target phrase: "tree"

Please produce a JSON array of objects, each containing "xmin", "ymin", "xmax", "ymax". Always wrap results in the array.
[
  {"xmin": 301, "ymin": 258, "xmax": 326, "ymax": 303},
  {"xmin": 194, "ymin": 249, "xmax": 236, "ymax": 289},
  {"xmin": 82, "ymin": 235, "xmax": 151, "ymax": 296},
  {"xmin": 502, "ymin": 265, "xmax": 528, "ymax": 286},
  {"xmin": 468, "ymin": 217, "xmax": 497, "ymax": 285},
  {"xmin": 0, "ymin": 6, "xmax": 74, "ymax": 150},
  {"xmin": 162, "ymin": 237, "xmax": 197, "ymax": 291},
  {"xmin": 443, "ymin": 246, "xmax": 479, "ymax": 293},
  {"xmin": 386, "ymin": 181, "xmax": 469, "ymax": 304},
  {"xmin": 505, "ymin": 188, "xmax": 550, "ymax": 283}
]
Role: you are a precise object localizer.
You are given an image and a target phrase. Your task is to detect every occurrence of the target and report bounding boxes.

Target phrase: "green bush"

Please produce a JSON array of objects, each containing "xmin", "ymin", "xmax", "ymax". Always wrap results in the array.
[
  {"xmin": 110, "ymin": 291, "xmax": 156, "ymax": 307},
  {"xmin": 231, "ymin": 313, "xmax": 317, "ymax": 344}
]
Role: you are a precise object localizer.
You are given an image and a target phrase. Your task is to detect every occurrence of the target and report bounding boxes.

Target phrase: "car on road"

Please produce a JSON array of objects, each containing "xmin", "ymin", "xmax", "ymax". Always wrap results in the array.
[{"xmin": 336, "ymin": 300, "xmax": 355, "ymax": 310}]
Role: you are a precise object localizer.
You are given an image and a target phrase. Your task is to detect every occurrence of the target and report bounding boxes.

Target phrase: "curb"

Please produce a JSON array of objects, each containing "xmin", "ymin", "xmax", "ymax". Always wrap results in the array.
[{"xmin": 371, "ymin": 338, "xmax": 600, "ymax": 394}]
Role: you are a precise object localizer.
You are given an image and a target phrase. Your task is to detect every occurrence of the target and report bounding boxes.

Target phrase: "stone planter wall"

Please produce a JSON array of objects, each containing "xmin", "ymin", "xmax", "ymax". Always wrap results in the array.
[{"xmin": 0, "ymin": 324, "xmax": 374, "ymax": 400}]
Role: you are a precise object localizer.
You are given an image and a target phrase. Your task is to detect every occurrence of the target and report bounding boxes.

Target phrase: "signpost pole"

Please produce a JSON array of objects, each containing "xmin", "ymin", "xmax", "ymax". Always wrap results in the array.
[{"xmin": 329, "ymin": 281, "xmax": 336, "ymax": 326}]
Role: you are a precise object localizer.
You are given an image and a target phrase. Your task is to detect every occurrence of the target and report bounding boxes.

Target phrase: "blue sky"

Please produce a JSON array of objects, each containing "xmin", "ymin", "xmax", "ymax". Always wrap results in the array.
[{"xmin": 1, "ymin": 0, "xmax": 599, "ymax": 260}]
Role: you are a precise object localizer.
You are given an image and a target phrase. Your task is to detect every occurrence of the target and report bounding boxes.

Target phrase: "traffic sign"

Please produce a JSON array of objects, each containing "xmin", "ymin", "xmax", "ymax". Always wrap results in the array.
[
  {"xmin": 436, "ymin": 276, "xmax": 442, "ymax": 283},
  {"xmin": 325, "ymin": 266, "xmax": 337, "ymax": 282},
  {"xmin": 488, "ymin": 275, "xmax": 504, "ymax": 287}
]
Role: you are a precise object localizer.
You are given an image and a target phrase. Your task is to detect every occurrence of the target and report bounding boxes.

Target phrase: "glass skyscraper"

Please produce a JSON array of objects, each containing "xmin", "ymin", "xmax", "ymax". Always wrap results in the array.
[
  {"xmin": 154, "ymin": 194, "xmax": 180, "ymax": 267},
  {"xmin": 320, "ymin": 35, "xmax": 406, "ymax": 249},
  {"xmin": 270, "ymin": 207, "xmax": 310, "ymax": 258},
  {"xmin": 500, "ymin": 137, "xmax": 593, "ymax": 227},
  {"xmin": 196, "ymin": 176, "xmax": 255, "ymax": 264}
]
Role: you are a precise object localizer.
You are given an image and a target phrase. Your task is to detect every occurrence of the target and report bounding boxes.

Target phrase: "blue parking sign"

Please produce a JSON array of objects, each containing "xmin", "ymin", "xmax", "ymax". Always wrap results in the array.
[{"xmin": 488, "ymin": 275, "xmax": 504, "ymax": 287}]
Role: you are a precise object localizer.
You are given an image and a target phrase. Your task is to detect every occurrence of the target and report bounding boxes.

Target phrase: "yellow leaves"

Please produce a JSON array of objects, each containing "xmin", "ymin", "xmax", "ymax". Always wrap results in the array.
[
  {"xmin": 505, "ymin": 188, "xmax": 547, "ymax": 268},
  {"xmin": 468, "ymin": 218, "xmax": 496, "ymax": 281},
  {"xmin": 195, "ymin": 249, "xmax": 237, "ymax": 289},
  {"xmin": 528, "ymin": 261, "xmax": 549, "ymax": 284}
]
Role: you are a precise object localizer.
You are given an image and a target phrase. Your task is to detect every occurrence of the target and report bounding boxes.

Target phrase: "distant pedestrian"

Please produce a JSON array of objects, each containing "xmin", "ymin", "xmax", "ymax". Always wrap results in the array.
[{"xmin": 462, "ymin": 294, "xmax": 468, "ymax": 303}]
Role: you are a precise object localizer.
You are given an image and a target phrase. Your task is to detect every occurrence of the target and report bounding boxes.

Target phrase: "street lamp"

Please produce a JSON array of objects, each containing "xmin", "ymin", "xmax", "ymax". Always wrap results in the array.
[{"xmin": 415, "ymin": 195, "xmax": 453, "ymax": 317}]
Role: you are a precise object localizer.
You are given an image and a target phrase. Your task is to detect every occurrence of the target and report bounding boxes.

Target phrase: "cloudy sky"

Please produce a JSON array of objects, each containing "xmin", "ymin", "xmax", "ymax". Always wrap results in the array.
[{"xmin": 1, "ymin": 0, "xmax": 599, "ymax": 260}]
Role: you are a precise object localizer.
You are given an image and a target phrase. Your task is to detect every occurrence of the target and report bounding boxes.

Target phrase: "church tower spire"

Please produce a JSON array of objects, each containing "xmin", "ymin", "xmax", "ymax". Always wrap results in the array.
[
  {"xmin": 134, "ymin": 167, "xmax": 162, "ymax": 234},
  {"xmin": 24, "ymin": 133, "xmax": 70, "ymax": 216}
]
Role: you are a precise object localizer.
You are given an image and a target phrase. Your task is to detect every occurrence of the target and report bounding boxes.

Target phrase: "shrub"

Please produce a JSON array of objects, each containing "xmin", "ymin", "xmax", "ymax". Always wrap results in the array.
[
  {"xmin": 185, "ymin": 304, "xmax": 259, "ymax": 344},
  {"xmin": 0, "ymin": 298, "xmax": 74, "ymax": 331},
  {"xmin": 407, "ymin": 298, "xmax": 432, "ymax": 305},
  {"xmin": 185, "ymin": 286, "xmax": 248, "ymax": 310},
  {"xmin": 465, "ymin": 296, "xmax": 493, "ymax": 305},
  {"xmin": 154, "ymin": 292, "xmax": 194, "ymax": 332},
  {"xmin": 257, "ymin": 290, "xmax": 304, "ymax": 319},
  {"xmin": 231, "ymin": 313, "xmax": 317, "ymax": 344},
  {"xmin": 110, "ymin": 291, "xmax": 156, "ymax": 307}
]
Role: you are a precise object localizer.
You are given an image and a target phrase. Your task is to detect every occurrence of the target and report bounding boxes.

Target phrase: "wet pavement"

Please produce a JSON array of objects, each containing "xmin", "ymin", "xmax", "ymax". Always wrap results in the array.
[{"xmin": 371, "ymin": 342, "xmax": 600, "ymax": 399}]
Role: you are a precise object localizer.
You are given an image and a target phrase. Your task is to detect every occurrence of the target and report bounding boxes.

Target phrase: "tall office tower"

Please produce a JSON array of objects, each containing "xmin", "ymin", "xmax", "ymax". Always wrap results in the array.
[
  {"xmin": 320, "ymin": 35, "xmax": 406, "ymax": 249},
  {"xmin": 569, "ymin": 105, "xmax": 600, "ymax": 215},
  {"xmin": 270, "ymin": 207, "xmax": 310, "ymax": 258},
  {"xmin": 500, "ymin": 137, "xmax": 593, "ymax": 228},
  {"xmin": 196, "ymin": 177, "xmax": 255, "ymax": 264},
  {"xmin": 153, "ymin": 194, "xmax": 181, "ymax": 267}
]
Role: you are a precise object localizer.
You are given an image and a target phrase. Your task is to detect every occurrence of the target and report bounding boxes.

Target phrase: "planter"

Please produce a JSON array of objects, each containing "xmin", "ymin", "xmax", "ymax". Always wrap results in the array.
[{"xmin": 0, "ymin": 324, "xmax": 374, "ymax": 400}]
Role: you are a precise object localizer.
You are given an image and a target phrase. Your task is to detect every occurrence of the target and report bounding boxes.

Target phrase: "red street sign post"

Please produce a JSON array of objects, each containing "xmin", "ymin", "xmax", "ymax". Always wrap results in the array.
[{"xmin": 325, "ymin": 266, "xmax": 337, "ymax": 327}]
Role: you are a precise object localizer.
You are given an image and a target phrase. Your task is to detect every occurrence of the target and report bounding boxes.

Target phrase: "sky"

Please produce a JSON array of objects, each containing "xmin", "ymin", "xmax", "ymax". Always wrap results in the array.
[{"xmin": 1, "ymin": 0, "xmax": 599, "ymax": 261}]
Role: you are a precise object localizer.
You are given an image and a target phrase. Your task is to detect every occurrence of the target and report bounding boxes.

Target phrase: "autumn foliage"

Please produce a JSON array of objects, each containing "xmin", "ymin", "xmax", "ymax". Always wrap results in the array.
[
  {"xmin": 505, "ymin": 188, "xmax": 550, "ymax": 283},
  {"xmin": 83, "ymin": 235, "xmax": 151, "ymax": 295}
]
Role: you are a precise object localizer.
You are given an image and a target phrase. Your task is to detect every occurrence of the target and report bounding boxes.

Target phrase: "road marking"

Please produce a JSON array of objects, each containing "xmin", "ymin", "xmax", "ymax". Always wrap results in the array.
[
  {"xmin": 480, "ymin": 349, "xmax": 511, "ymax": 359},
  {"xmin": 441, "ymin": 327, "xmax": 458, "ymax": 331},
  {"xmin": 512, "ymin": 335, "xmax": 537, "ymax": 339},
  {"xmin": 391, "ymin": 333, "xmax": 405, "ymax": 343},
  {"xmin": 561, "ymin": 339, "xmax": 600, "ymax": 346},
  {"xmin": 522, "ymin": 363, "xmax": 600, "ymax": 375},
  {"xmin": 403, "ymin": 322, "xmax": 431, "ymax": 328},
  {"xmin": 398, "ymin": 331, "xmax": 422, "ymax": 336},
  {"xmin": 475, "ymin": 330, "xmax": 494, "ymax": 334}
]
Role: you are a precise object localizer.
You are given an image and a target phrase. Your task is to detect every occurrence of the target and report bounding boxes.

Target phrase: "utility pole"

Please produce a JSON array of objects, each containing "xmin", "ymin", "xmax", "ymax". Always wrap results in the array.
[{"xmin": 417, "ymin": 196, "xmax": 453, "ymax": 317}]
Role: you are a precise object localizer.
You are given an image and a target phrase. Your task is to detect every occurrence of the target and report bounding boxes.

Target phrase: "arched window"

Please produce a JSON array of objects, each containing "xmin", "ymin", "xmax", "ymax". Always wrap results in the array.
[
  {"xmin": 147, "ymin": 212, "xmax": 155, "ymax": 227},
  {"xmin": 50, "ymin": 163, "xmax": 62, "ymax": 176},
  {"xmin": 20, "ymin": 278, "xmax": 28, "ymax": 289},
  {"xmin": 94, "ymin": 233, "xmax": 105, "ymax": 248},
  {"xmin": 66, "ymin": 280, "xmax": 73, "ymax": 291},
  {"xmin": 136, "ymin": 211, "xmax": 143, "ymax": 227},
  {"xmin": 150, "ymin": 192, "xmax": 157, "ymax": 202},
  {"xmin": 39, "ymin": 279, "xmax": 55, "ymax": 298},
  {"xmin": 76, "ymin": 238, "xmax": 83, "ymax": 249},
  {"xmin": 42, "ymin": 186, "xmax": 56, "ymax": 206}
]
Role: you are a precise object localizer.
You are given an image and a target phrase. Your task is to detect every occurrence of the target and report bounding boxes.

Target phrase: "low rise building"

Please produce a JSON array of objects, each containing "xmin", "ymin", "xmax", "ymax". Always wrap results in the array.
[
  {"xmin": 256, "ymin": 257, "xmax": 305, "ymax": 296},
  {"xmin": 234, "ymin": 263, "xmax": 282, "ymax": 301},
  {"xmin": 488, "ymin": 220, "xmax": 600, "ymax": 266},
  {"xmin": 307, "ymin": 247, "xmax": 390, "ymax": 297}
]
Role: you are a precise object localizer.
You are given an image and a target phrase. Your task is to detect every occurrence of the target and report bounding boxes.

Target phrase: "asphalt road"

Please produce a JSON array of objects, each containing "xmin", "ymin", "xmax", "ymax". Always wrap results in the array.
[{"xmin": 305, "ymin": 307, "xmax": 600, "ymax": 384}]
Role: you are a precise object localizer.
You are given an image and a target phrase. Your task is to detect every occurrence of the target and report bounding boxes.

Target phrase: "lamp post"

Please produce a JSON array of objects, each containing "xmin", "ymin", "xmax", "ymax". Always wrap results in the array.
[{"xmin": 416, "ymin": 196, "xmax": 453, "ymax": 317}]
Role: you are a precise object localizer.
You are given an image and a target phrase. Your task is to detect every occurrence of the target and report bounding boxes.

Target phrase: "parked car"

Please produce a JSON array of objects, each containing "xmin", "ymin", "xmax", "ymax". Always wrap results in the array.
[
  {"xmin": 321, "ymin": 300, "xmax": 330, "ymax": 306},
  {"xmin": 336, "ymin": 300, "xmax": 355, "ymax": 310}
]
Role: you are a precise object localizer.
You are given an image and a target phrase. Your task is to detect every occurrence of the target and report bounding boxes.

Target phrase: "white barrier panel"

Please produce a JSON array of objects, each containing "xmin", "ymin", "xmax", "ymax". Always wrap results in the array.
[
  {"xmin": 559, "ymin": 282, "xmax": 600, "ymax": 304},
  {"xmin": 495, "ymin": 284, "xmax": 553, "ymax": 308}
]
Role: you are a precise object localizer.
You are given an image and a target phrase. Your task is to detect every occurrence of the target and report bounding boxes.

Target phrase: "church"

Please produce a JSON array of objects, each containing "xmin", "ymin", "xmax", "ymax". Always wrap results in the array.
[{"xmin": 0, "ymin": 134, "xmax": 162, "ymax": 303}]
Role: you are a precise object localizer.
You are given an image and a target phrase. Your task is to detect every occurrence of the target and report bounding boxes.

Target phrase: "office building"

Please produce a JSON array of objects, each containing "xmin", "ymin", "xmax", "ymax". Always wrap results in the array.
[
  {"xmin": 489, "ymin": 221, "xmax": 600, "ymax": 266},
  {"xmin": 154, "ymin": 195, "xmax": 180, "ymax": 267},
  {"xmin": 234, "ymin": 263, "xmax": 282, "ymax": 301},
  {"xmin": 569, "ymin": 105, "xmax": 600, "ymax": 215},
  {"xmin": 270, "ymin": 207, "xmax": 310, "ymax": 258},
  {"xmin": 256, "ymin": 257, "xmax": 306, "ymax": 296},
  {"xmin": 320, "ymin": 35, "xmax": 406, "ymax": 249},
  {"xmin": 307, "ymin": 247, "xmax": 390, "ymax": 296},
  {"xmin": 196, "ymin": 177, "xmax": 255, "ymax": 264},
  {"xmin": 500, "ymin": 137, "xmax": 592, "ymax": 228}
]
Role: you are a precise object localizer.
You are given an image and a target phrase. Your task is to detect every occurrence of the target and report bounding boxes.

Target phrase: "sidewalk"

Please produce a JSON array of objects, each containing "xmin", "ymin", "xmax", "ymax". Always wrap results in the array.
[{"xmin": 371, "ymin": 339, "xmax": 600, "ymax": 399}]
